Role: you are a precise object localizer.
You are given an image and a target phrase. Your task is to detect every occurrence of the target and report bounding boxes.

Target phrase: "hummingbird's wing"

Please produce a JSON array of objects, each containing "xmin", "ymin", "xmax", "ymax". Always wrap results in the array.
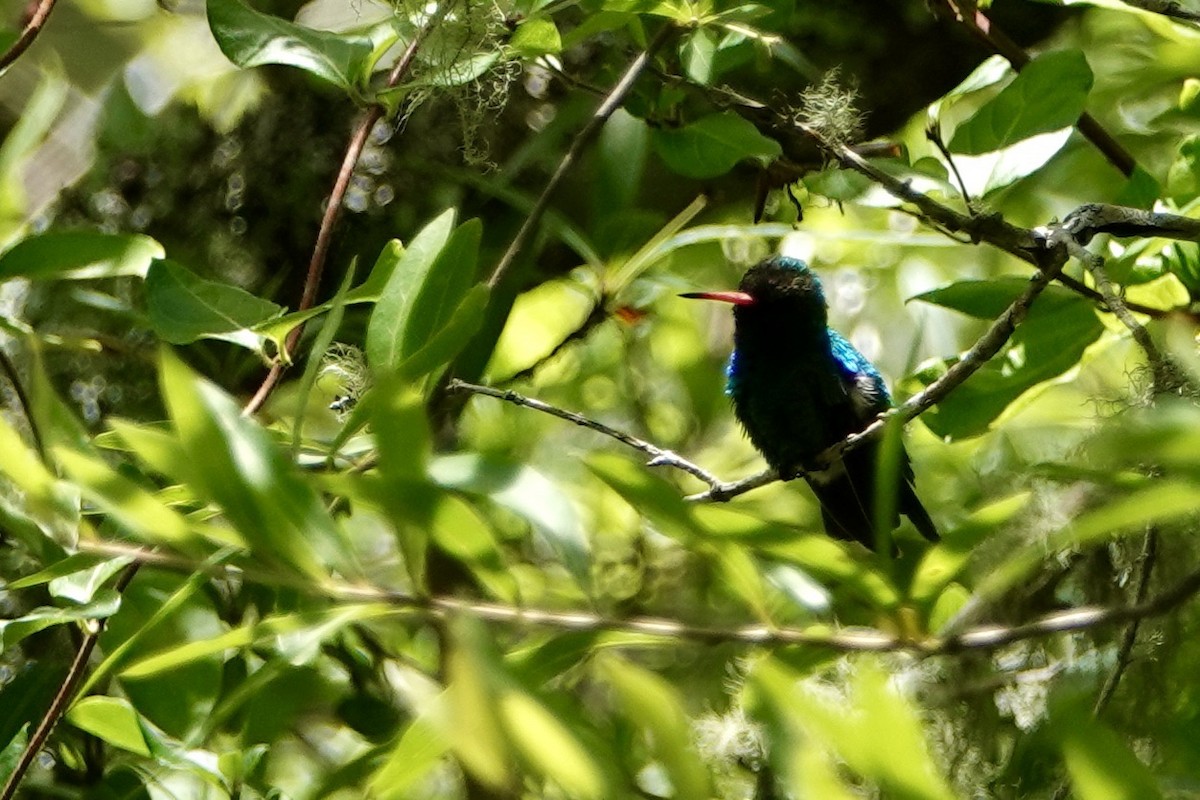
[{"xmin": 819, "ymin": 330, "xmax": 940, "ymax": 544}]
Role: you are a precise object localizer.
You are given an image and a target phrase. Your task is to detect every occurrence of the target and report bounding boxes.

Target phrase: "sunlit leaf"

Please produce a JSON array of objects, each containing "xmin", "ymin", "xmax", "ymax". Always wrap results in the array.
[
  {"xmin": 498, "ymin": 689, "xmax": 610, "ymax": 799},
  {"xmin": 949, "ymin": 49, "xmax": 1093, "ymax": 154},
  {"xmin": 367, "ymin": 209, "xmax": 456, "ymax": 372},
  {"xmin": 0, "ymin": 591, "xmax": 121, "ymax": 654},
  {"xmin": 54, "ymin": 446, "xmax": 195, "ymax": 549},
  {"xmin": 158, "ymin": 347, "xmax": 344, "ymax": 578},
  {"xmin": 207, "ymin": 0, "xmax": 372, "ymax": 90},
  {"xmin": 369, "ymin": 700, "xmax": 451, "ymax": 799},
  {"xmin": 121, "ymin": 604, "xmax": 392, "ymax": 678},
  {"xmin": 599, "ymin": 657, "xmax": 711, "ymax": 798},
  {"xmin": 510, "ymin": 18, "xmax": 561, "ymax": 56},
  {"xmin": 0, "ymin": 232, "xmax": 163, "ymax": 280},
  {"xmin": 67, "ymin": 697, "xmax": 151, "ymax": 757},
  {"xmin": 430, "ymin": 454, "xmax": 589, "ymax": 585}
]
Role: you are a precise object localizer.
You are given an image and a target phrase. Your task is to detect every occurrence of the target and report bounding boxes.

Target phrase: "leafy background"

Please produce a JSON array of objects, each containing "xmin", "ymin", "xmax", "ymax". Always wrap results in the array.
[{"xmin": 2, "ymin": 0, "xmax": 1200, "ymax": 798}]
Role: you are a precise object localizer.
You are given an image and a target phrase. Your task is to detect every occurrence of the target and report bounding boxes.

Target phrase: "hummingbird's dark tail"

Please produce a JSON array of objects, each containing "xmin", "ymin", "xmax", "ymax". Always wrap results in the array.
[{"xmin": 807, "ymin": 446, "xmax": 939, "ymax": 549}]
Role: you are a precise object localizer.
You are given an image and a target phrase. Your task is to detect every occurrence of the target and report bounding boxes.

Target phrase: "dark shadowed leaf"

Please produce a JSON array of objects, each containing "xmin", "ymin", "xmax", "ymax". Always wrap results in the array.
[
  {"xmin": 908, "ymin": 280, "xmax": 1103, "ymax": 438},
  {"xmin": 653, "ymin": 112, "xmax": 781, "ymax": 179},
  {"xmin": 145, "ymin": 260, "xmax": 283, "ymax": 352}
]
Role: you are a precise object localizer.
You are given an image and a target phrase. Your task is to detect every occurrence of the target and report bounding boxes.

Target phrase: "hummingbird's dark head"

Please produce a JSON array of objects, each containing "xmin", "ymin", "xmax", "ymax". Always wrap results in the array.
[{"xmin": 681, "ymin": 255, "xmax": 829, "ymax": 334}]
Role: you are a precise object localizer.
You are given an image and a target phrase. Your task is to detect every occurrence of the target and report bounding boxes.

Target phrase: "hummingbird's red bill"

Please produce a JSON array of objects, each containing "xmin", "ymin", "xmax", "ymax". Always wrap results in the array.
[{"xmin": 679, "ymin": 290, "xmax": 756, "ymax": 306}]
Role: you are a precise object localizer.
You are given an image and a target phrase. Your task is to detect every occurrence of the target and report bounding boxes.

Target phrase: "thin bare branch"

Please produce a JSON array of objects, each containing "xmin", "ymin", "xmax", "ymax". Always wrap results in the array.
[
  {"xmin": 446, "ymin": 379, "xmax": 722, "ymax": 487},
  {"xmin": 78, "ymin": 541, "xmax": 1200, "ymax": 656},
  {"xmin": 485, "ymin": 24, "xmax": 675, "ymax": 290},
  {"xmin": 1095, "ymin": 528, "xmax": 1159, "ymax": 715},
  {"xmin": 0, "ymin": 0, "xmax": 57, "ymax": 73},
  {"xmin": 0, "ymin": 563, "xmax": 139, "ymax": 800},
  {"xmin": 243, "ymin": 16, "xmax": 442, "ymax": 416}
]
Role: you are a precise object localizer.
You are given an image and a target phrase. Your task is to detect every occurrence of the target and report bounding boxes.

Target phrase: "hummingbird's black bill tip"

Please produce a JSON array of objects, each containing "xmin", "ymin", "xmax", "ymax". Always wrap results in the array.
[{"xmin": 679, "ymin": 290, "xmax": 756, "ymax": 306}]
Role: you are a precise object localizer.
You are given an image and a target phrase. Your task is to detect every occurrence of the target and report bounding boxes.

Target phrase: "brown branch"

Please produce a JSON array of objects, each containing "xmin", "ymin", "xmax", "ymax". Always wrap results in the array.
[
  {"xmin": 0, "ymin": 0, "xmax": 57, "ymax": 73},
  {"xmin": 77, "ymin": 541, "xmax": 1200, "ymax": 656},
  {"xmin": 242, "ymin": 18, "xmax": 440, "ymax": 416},
  {"xmin": 0, "ymin": 563, "xmax": 139, "ymax": 800},
  {"xmin": 707, "ymin": 85, "xmax": 1197, "ymax": 321}
]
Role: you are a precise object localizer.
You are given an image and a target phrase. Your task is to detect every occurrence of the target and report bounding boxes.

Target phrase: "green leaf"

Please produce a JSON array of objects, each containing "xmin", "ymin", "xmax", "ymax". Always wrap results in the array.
[
  {"xmin": 977, "ymin": 479, "xmax": 1200, "ymax": 602},
  {"xmin": 1057, "ymin": 697, "xmax": 1164, "ymax": 800},
  {"xmin": 0, "ymin": 232, "xmax": 163, "ymax": 280},
  {"xmin": 0, "ymin": 591, "xmax": 121, "ymax": 654},
  {"xmin": 681, "ymin": 27, "xmax": 716, "ymax": 85},
  {"xmin": 369, "ymin": 701, "xmax": 451, "ymax": 799},
  {"xmin": 445, "ymin": 620, "xmax": 513, "ymax": 788},
  {"xmin": 953, "ymin": 127, "xmax": 1074, "ymax": 196},
  {"xmin": 158, "ymin": 347, "xmax": 343, "ymax": 579},
  {"xmin": 54, "ymin": 446, "xmax": 196, "ymax": 549},
  {"xmin": 121, "ymin": 604, "xmax": 392, "ymax": 678},
  {"xmin": 0, "ymin": 413, "xmax": 77, "ymax": 525},
  {"xmin": 66, "ymin": 697, "xmax": 151, "ymax": 757},
  {"xmin": 431, "ymin": 495, "xmax": 517, "ymax": 602},
  {"xmin": 498, "ymin": 689, "xmax": 610, "ymax": 799},
  {"xmin": 653, "ymin": 112, "xmax": 781, "ymax": 179},
  {"xmin": 908, "ymin": 280, "xmax": 1103, "ymax": 439},
  {"xmin": 206, "ymin": 0, "xmax": 372, "ymax": 90},
  {"xmin": 397, "ymin": 283, "xmax": 491, "ymax": 380},
  {"xmin": 145, "ymin": 260, "xmax": 284, "ymax": 353},
  {"xmin": 429, "ymin": 454, "xmax": 589, "ymax": 586},
  {"xmin": 366, "ymin": 209, "xmax": 456, "ymax": 372},
  {"xmin": 106, "ymin": 419, "xmax": 193, "ymax": 485},
  {"xmin": 909, "ymin": 492, "xmax": 1030, "ymax": 606},
  {"xmin": 348, "ymin": 239, "xmax": 404, "ymax": 303},
  {"xmin": 599, "ymin": 657, "xmax": 711, "ymax": 798},
  {"xmin": 291, "ymin": 259, "xmax": 356, "ymax": 454},
  {"xmin": 0, "ymin": 724, "xmax": 28, "ymax": 782},
  {"xmin": 752, "ymin": 659, "xmax": 956, "ymax": 800},
  {"xmin": 510, "ymin": 17, "xmax": 562, "ymax": 57},
  {"xmin": 371, "ymin": 379, "xmax": 434, "ymax": 588},
  {"xmin": 949, "ymin": 49, "xmax": 1093, "ymax": 154}
]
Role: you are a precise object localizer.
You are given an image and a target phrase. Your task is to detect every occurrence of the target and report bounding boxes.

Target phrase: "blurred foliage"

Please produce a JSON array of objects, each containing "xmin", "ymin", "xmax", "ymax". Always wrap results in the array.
[{"xmin": 1, "ymin": 0, "xmax": 1200, "ymax": 798}]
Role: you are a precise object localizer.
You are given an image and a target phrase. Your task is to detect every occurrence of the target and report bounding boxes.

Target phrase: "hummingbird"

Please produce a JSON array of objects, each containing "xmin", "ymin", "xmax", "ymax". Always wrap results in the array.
[{"xmin": 682, "ymin": 255, "xmax": 938, "ymax": 550}]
